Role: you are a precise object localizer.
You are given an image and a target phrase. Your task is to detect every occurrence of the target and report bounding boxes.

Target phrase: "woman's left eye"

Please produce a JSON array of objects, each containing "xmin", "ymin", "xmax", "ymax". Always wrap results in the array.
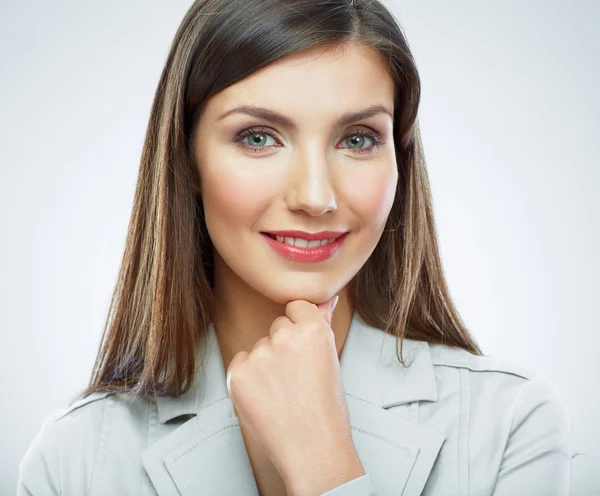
[{"xmin": 232, "ymin": 127, "xmax": 384, "ymax": 155}]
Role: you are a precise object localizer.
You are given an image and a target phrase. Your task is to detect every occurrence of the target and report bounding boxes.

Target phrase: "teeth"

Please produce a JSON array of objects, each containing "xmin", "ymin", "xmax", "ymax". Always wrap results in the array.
[{"xmin": 274, "ymin": 235, "xmax": 337, "ymax": 248}]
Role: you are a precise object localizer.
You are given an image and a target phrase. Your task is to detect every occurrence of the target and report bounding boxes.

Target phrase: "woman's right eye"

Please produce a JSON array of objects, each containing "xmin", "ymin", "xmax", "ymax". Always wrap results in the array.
[{"xmin": 232, "ymin": 127, "xmax": 281, "ymax": 154}]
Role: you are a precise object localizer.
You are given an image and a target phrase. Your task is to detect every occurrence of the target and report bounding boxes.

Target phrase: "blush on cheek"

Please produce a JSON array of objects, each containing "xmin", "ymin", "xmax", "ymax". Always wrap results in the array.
[
  {"xmin": 202, "ymin": 166, "xmax": 280, "ymax": 227},
  {"xmin": 348, "ymin": 170, "xmax": 398, "ymax": 227}
]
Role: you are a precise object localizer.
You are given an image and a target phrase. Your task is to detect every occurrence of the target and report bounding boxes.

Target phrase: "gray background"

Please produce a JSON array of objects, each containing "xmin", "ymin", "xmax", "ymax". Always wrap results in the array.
[{"xmin": 1, "ymin": 1, "xmax": 598, "ymax": 494}]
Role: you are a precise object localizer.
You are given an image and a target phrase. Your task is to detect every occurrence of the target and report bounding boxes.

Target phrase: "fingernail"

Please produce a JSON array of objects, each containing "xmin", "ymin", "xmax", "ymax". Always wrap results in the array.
[{"xmin": 330, "ymin": 295, "xmax": 339, "ymax": 313}]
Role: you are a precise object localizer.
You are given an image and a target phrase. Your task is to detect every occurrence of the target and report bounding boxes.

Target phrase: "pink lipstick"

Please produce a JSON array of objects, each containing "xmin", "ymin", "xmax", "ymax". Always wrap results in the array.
[{"xmin": 260, "ymin": 231, "xmax": 349, "ymax": 263}]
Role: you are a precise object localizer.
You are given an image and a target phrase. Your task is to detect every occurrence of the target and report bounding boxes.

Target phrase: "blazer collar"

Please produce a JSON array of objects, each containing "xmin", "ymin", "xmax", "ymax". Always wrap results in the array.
[
  {"xmin": 144, "ymin": 311, "xmax": 445, "ymax": 495},
  {"xmin": 156, "ymin": 311, "xmax": 439, "ymax": 423}
]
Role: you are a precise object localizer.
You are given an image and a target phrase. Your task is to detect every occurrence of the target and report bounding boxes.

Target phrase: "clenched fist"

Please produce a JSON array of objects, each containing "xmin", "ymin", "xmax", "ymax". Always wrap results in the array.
[{"xmin": 226, "ymin": 295, "xmax": 365, "ymax": 494}]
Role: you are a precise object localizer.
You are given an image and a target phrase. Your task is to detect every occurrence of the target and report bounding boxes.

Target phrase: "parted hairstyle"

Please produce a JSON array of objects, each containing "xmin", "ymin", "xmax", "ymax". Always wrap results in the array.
[{"xmin": 81, "ymin": 0, "xmax": 483, "ymax": 400}]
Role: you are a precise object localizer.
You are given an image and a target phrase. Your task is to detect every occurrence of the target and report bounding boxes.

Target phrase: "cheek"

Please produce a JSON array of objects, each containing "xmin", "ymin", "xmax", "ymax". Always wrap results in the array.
[
  {"xmin": 344, "ymin": 163, "xmax": 398, "ymax": 230},
  {"xmin": 200, "ymin": 159, "xmax": 279, "ymax": 233}
]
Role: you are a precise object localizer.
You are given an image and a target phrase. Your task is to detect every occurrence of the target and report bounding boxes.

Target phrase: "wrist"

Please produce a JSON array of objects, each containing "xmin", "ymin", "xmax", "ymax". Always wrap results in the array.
[{"xmin": 282, "ymin": 444, "xmax": 365, "ymax": 496}]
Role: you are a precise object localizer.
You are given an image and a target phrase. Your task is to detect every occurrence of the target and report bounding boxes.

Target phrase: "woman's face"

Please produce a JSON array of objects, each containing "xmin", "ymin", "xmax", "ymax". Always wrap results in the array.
[{"xmin": 193, "ymin": 42, "xmax": 397, "ymax": 306}]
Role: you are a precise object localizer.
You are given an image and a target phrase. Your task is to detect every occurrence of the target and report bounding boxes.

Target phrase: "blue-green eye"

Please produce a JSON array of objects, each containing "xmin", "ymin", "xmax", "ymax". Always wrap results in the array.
[
  {"xmin": 232, "ymin": 126, "xmax": 383, "ymax": 155},
  {"xmin": 237, "ymin": 130, "xmax": 279, "ymax": 149},
  {"xmin": 339, "ymin": 131, "xmax": 380, "ymax": 153}
]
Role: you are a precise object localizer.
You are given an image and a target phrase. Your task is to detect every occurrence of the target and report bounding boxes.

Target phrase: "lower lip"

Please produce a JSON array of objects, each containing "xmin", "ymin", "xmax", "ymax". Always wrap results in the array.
[{"xmin": 260, "ymin": 232, "xmax": 349, "ymax": 262}]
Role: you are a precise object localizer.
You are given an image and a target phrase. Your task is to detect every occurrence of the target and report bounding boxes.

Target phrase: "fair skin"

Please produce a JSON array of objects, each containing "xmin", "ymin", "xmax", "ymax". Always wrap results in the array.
[{"xmin": 193, "ymin": 41, "xmax": 397, "ymax": 495}]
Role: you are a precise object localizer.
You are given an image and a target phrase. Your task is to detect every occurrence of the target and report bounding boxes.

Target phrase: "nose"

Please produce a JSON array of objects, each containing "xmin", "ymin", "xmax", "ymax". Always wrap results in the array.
[{"xmin": 285, "ymin": 151, "xmax": 338, "ymax": 216}]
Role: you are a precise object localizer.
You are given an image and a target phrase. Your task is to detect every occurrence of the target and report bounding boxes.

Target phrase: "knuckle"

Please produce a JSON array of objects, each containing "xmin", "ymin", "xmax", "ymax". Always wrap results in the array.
[
  {"xmin": 252, "ymin": 337, "xmax": 271, "ymax": 358},
  {"xmin": 253, "ymin": 346, "xmax": 269, "ymax": 360},
  {"xmin": 305, "ymin": 321, "xmax": 322, "ymax": 335},
  {"xmin": 271, "ymin": 316, "xmax": 287, "ymax": 328},
  {"xmin": 271, "ymin": 327, "xmax": 291, "ymax": 346}
]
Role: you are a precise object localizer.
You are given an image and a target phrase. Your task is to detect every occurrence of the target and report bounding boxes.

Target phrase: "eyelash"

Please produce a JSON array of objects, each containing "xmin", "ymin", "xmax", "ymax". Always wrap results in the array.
[{"xmin": 232, "ymin": 126, "xmax": 384, "ymax": 155}]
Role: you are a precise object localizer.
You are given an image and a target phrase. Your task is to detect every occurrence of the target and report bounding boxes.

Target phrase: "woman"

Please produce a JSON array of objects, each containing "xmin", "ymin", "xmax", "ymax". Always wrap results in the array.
[{"xmin": 18, "ymin": 0, "xmax": 573, "ymax": 494}]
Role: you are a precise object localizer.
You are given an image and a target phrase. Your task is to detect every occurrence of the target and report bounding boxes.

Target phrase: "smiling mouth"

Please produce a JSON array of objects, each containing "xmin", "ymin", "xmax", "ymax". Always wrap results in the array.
[
  {"xmin": 262, "ymin": 232, "xmax": 341, "ymax": 247},
  {"xmin": 260, "ymin": 231, "xmax": 349, "ymax": 262}
]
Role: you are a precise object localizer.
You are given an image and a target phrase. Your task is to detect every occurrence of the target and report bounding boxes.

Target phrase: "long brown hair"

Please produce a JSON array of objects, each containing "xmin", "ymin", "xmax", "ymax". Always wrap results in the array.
[{"xmin": 82, "ymin": 0, "xmax": 482, "ymax": 400}]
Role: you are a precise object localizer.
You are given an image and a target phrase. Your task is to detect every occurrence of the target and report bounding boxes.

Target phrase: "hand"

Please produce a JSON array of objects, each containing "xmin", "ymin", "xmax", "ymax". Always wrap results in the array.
[{"xmin": 226, "ymin": 296, "xmax": 364, "ymax": 493}]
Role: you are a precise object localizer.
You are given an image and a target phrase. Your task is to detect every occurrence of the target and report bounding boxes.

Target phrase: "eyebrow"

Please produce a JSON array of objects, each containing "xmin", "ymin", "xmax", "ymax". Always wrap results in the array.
[{"xmin": 216, "ymin": 104, "xmax": 394, "ymax": 131}]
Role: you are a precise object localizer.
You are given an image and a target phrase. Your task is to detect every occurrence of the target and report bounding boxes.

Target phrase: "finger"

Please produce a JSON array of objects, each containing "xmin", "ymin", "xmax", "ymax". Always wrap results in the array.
[
  {"xmin": 285, "ymin": 296, "xmax": 337, "ymax": 327},
  {"xmin": 316, "ymin": 295, "xmax": 339, "ymax": 327},
  {"xmin": 269, "ymin": 315, "xmax": 292, "ymax": 338},
  {"xmin": 284, "ymin": 299, "xmax": 320, "ymax": 325},
  {"xmin": 226, "ymin": 350, "xmax": 249, "ymax": 396}
]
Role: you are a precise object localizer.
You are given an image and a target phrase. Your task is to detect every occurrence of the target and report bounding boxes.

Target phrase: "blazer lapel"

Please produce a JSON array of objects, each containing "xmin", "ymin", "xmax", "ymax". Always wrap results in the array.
[
  {"xmin": 141, "ymin": 324, "xmax": 259, "ymax": 495},
  {"xmin": 142, "ymin": 312, "xmax": 446, "ymax": 495},
  {"xmin": 337, "ymin": 313, "xmax": 445, "ymax": 495}
]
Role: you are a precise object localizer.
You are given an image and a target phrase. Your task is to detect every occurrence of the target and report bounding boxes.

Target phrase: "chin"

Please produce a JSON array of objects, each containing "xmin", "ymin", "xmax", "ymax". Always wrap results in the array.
[{"xmin": 260, "ymin": 280, "xmax": 341, "ymax": 306}]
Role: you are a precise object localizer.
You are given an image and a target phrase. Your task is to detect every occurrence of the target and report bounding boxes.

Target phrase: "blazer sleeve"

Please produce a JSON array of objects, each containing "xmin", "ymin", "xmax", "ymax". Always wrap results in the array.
[
  {"xmin": 16, "ymin": 413, "xmax": 61, "ymax": 496},
  {"xmin": 492, "ymin": 374, "xmax": 573, "ymax": 495},
  {"xmin": 319, "ymin": 473, "xmax": 377, "ymax": 496}
]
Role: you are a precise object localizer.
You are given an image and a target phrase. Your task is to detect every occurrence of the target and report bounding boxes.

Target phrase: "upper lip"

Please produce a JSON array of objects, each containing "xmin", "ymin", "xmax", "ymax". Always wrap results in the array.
[{"xmin": 262, "ymin": 230, "xmax": 348, "ymax": 241}]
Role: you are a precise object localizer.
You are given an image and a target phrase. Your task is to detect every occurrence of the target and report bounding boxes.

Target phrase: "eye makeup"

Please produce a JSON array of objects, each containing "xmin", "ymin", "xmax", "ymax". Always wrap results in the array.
[{"xmin": 231, "ymin": 125, "xmax": 386, "ymax": 155}]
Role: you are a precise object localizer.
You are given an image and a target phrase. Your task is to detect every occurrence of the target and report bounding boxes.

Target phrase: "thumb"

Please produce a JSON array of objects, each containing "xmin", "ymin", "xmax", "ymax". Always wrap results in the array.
[{"xmin": 316, "ymin": 295, "xmax": 339, "ymax": 326}]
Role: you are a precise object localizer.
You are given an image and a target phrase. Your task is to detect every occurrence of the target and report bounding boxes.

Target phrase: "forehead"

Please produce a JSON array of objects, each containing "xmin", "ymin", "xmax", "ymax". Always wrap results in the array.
[{"xmin": 204, "ymin": 43, "xmax": 395, "ymax": 124}]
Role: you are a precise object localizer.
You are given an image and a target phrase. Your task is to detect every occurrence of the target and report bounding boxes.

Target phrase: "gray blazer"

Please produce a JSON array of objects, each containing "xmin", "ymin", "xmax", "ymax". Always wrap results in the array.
[{"xmin": 18, "ymin": 312, "xmax": 572, "ymax": 495}]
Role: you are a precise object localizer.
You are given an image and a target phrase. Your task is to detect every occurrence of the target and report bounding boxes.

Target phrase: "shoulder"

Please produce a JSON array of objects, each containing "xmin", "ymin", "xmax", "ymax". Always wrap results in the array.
[
  {"xmin": 428, "ymin": 343, "xmax": 535, "ymax": 405},
  {"xmin": 428, "ymin": 343, "xmax": 568, "ymax": 414},
  {"xmin": 40, "ymin": 390, "xmax": 117, "ymax": 439},
  {"xmin": 18, "ymin": 392, "xmax": 113, "ymax": 493},
  {"xmin": 427, "ymin": 343, "xmax": 572, "ymax": 458},
  {"xmin": 428, "ymin": 342, "xmax": 533, "ymax": 380},
  {"xmin": 18, "ymin": 391, "xmax": 151, "ymax": 494}
]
